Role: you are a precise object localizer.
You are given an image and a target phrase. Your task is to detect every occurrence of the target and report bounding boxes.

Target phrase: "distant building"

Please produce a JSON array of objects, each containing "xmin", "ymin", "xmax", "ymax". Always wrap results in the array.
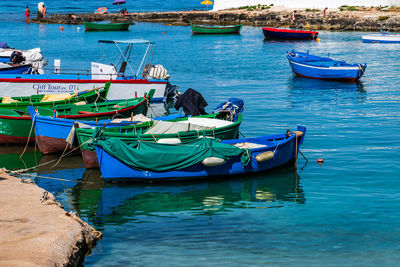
[{"xmin": 213, "ymin": 0, "xmax": 400, "ymax": 10}]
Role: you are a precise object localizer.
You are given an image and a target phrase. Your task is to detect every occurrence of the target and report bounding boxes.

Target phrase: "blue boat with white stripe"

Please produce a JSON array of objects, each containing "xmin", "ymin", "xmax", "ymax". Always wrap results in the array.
[
  {"xmin": 362, "ymin": 31, "xmax": 400, "ymax": 43},
  {"xmin": 0, "ymin": 63, "xmax": 32, "ymax": 74},
  {"xmin": 287, "ymin": 50, "xmax": 367, "ymax": 81},
  {"xmin": 94, "ymin": 126, "xmax": 306, "ymax": 182}
]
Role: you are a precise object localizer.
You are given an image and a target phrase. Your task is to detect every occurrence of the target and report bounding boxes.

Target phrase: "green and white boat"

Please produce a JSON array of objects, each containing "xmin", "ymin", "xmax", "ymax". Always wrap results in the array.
[
  {"xmin": 0, "ymin": 82, "xmax": 110, "ymax": 109},
  {"xmin": 75, "ymin": 113, "xmax": 243, "ymax": 168},
  {"xmin": 191, "ymin": 23, "xmax": 242, "ymax": 34},
  {"xmin": 84, "ymin": 21, "xmax": 130, "ymax": 31},
  {"xmin": 0, "ymin": 90, "xmax": 151, "ymax": 145}
]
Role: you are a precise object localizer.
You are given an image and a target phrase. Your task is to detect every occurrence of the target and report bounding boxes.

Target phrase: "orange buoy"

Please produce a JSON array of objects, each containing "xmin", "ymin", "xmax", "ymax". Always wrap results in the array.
[
  {"xmin": 317, "ymin": 158, "xmax": 324, "ymax": 164},
  {"xmin": 60, "ymin": 26, "xmax": 63, "ymax": 31},
  {"xmin": 162, "ymin": 31, "xmax": 165, "ymax": 34}
]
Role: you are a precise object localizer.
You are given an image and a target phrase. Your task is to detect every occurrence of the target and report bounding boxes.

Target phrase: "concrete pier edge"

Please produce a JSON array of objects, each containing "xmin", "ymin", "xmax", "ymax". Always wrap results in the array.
[{"xmin": 0, "ymin": 169, "xmax": 101, "ymax": 266}]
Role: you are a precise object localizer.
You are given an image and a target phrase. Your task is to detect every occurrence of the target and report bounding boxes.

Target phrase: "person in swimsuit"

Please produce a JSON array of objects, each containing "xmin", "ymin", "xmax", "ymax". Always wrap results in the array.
[
  {"xmin": 43, "ymin": 5, "xmax": 47, "ymax": 18},
  {"xmin": 25, "ymin": 6, "xmax": 30, "ymax": 21}
]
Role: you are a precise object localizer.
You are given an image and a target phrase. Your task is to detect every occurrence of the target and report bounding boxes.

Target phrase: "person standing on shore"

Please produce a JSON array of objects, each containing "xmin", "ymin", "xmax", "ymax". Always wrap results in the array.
[
  {"xmin": 290, "ymin": 10, "xmax": 296, "ymax": 24},
  {"xmin": 323, "ymin": 7, "xmax": 328, "ymax": 17},
  {"xmin": 43, "ymin": 5, "xmax": 47, "ymax": 18},
  {"xmin": 25, "ymin": 6, "xmax": 30, "ymax": 21}
]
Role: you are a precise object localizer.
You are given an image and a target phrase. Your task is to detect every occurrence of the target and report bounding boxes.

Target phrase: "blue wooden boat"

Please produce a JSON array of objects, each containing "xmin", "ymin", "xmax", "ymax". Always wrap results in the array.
[
  {"xmin": 287, "ymin": 50, "xmax": 367, "ymax": 81},
  {"xmin": 262, "ymin": 27, "xmax": 318, "ymax": 40},
  {"xmin": 0, "ymin": 63, "xmax": 32, "ymax": 74},
  {"xmin": 94, "ymin": 126, "xmax": 306, "ymax": 182}
]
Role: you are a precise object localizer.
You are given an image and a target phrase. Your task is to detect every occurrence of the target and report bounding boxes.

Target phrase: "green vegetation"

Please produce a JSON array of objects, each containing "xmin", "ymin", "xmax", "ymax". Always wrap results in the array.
[
  {"xmin": 339, "ymin": 5, "xmax": 399, "ymax": 11},
  {"xmin": 378, "ymin": 16, "xmax": 389, "ymax": 21},
  {"xmin": 339, "ymin": 5, "xmax": 359, "ymax": 11},
  {"xmin": 238, "ymin": 4, "xmax": 272, "ymax": 11},
  {"xmin": 305, "ymin": 8, "xmax": 321, "ymax": 12}
]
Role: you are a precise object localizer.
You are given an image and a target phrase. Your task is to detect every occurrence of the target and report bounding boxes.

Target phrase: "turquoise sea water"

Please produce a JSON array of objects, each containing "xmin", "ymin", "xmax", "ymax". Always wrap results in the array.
[{"xmin": 0, "ymin": 16, "xmax": 399, "ymax": 266}]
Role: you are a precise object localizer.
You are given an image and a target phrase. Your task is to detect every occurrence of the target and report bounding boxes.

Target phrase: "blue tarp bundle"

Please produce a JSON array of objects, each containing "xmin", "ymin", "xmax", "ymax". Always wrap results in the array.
[
  {"xmin": 0, "ymin": 42, "xmax": 9, "ymax": 48},
  {"xmin": 214, "ymin": 98, "xmax": 244, "ymax": 121}
]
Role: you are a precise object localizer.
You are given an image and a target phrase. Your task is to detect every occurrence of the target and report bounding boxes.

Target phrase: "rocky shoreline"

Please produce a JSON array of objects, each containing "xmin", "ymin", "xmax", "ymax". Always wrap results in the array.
[
  {"xmin": 0, "ymin": 170, "xmax": 101, "ymax": 266},
  {"xmin": 31, "ymin": 9, "xmax": 400, "ymax": 31}
]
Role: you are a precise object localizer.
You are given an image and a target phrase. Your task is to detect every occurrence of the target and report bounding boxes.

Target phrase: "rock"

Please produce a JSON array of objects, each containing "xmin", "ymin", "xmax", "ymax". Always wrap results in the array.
[{"xmin": 29, "ymin": 9, "xmax": 400, "ymax": 32}]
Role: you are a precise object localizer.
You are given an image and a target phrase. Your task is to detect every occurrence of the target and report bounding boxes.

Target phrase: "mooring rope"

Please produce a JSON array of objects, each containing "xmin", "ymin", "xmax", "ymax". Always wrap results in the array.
[
  {"xmin": 14, "ymin": 173, "xmax": 95, "ymax": 184},
  {"xmin": 51, "ymin": 142, "xmax": 71, "ymax": 169},
  {"xmin": 20, "ymin": 113, "xmax": 36, "ymax": 158},
  {"xmin": 10, "ymin": 137, "xmax": 94, "ymax": 174}
]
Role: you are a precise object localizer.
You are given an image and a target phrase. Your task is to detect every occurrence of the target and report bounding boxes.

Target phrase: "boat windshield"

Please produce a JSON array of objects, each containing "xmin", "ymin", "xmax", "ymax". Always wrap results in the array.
[{"xmin": 97, "ymin": 39, "xmax": 156, "ymax": 79}]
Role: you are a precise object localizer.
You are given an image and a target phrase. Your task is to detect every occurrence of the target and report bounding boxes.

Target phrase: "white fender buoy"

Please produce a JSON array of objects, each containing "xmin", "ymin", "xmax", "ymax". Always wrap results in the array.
[
  {"xmin": 202, "ymin": 157, "xmax": 226, "ymax": 167},
  {"xmin": 256, "ymin": 151, "xmax": 274, "ymax": 162},
  {"xmin": 157, "ymin": 138, "xmax": 181, "ymax": 144},
  {"xmin": 198, "ymin": 136, "xmax": 214, "ymax": 139}
]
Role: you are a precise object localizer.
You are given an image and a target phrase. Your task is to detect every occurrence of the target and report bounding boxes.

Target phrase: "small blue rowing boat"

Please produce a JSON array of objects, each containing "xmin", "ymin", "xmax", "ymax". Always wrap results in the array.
[
  {"xmin": 94, "ymin": 126, "xmax": 306, "ymax": 182},
  {"xmin": 287, "ymin": 50, "xmax": 367, "ymax": 81}
]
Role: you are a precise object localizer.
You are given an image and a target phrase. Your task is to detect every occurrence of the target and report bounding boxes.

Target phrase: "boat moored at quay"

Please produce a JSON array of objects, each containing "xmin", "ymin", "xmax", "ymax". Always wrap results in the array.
[{"xmin": 0, "ymin": 40, "xmax": 171, "ymax": 103}]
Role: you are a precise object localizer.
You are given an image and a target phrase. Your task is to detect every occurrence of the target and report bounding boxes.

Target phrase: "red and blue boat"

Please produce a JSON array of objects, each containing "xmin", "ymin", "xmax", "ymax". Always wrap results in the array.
[
  {"xmin": 287, "ymin": 50, "xmax": 367, "ymax": 81},
  {"xmin": 94, "ymin": 126, "xmax": 306, "ymax": 182},
  {"xmin": 262, "ymin": 28, "xmax": 318, "ymax": 40},
  {"xmin": 27, "ymin": 105, "xmax": 183, "ymax": 155}
]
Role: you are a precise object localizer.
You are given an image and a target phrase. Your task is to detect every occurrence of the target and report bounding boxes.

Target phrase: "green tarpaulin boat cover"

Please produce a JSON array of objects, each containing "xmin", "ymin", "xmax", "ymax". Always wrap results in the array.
[{"xmin": 94, "ymin": 136, "xmax": 251, "ymax": 172}]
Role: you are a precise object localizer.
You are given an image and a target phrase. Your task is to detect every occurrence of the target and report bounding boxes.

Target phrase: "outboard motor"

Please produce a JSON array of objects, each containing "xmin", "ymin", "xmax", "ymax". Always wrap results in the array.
[
  {"xmin": 165, "ymin": 82, "xmax": 179, "ymax": 100},
  {"xmin": 10, "ymin": 51, "xmax": 24, "ymax": 64}
]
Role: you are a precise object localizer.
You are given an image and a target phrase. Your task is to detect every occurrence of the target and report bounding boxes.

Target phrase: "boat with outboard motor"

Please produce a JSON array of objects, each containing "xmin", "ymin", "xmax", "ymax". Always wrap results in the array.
[
  {"xmin": 0, "ymin": 43, "xmax": 45, "ymax": 73},
  {"xmin": 75, "ymin": 97, "xmax": 244, "ymax": 168},
  {"xmin": 0, "ymin": 40, "xmax": 171, "ymax": 103},
  {"xmin": 287, "ymin": 50, "xmax": 367, "ymax": 81},
  {"xmin": 0, "ymin": 62, "xmax": 33, "ymax": 74},
  {"xmin": 94, "ymin": 126, "xmax": 306, "ymax": 182}
]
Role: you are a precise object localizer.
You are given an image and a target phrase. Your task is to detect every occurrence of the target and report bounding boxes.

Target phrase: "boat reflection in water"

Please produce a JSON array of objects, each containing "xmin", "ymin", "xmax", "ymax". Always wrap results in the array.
[
  {"xmin": 33, "ymin": 154, "xmax": 306, "ymax": 228},
  {"xmin": 289, "ymin": 75, "xmax": 366, "ymax": 91},
  {"xmin": 287, "ymin": 76, "xmax": 367, "ymax": 104},
  {"xmin": 48, "ymin": 170, "xmax": 305, "ymax": 228},
  {"xmin": 0, "ymin": 145, "xmax": 41, "ymax": 170}
]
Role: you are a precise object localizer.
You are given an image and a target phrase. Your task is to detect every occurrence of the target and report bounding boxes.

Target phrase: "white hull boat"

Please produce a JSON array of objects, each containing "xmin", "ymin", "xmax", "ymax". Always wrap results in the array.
[
  {"xmin": 362, "ymin": 33, "xmax": 400, "ymax": 43},
  {"xmin": 0, "ymin": 40, "xmax": 171, "ymax": 103}
]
